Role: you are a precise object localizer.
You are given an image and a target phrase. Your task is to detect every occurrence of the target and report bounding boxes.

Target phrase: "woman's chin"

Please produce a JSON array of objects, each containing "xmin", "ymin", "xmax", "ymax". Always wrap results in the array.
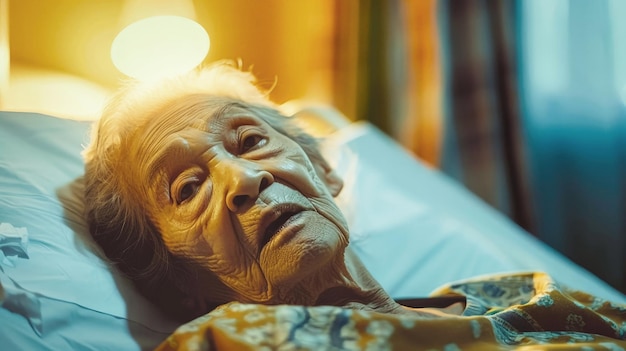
[{"xmin": 259, "ymin": 214, "xmax": 347, "ymax": 291}]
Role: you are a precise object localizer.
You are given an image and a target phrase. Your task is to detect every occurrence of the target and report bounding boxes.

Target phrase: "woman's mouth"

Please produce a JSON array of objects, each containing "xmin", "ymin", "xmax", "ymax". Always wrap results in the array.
[{"xmin": 261, "ymin": 211, "xmax": 300, "ymax": 248}]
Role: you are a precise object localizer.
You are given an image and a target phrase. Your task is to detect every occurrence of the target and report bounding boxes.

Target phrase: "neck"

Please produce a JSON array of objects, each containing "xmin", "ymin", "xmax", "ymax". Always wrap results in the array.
[{"xmin": 283, "ymin": 246, "xmax": 405, "ymax": 314}]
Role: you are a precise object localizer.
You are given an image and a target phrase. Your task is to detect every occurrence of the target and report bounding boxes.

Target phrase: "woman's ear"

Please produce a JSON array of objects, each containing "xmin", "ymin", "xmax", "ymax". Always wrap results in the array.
[{"xmin": 314, "ymin": 160, "xmax": 343, "ymax": 197}]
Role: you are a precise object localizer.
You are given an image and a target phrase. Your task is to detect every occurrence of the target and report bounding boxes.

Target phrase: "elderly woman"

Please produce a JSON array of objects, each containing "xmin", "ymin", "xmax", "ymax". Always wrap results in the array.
[{"xmin": 82, "ymin": 62, "xmax": 461, "ymax": 322}]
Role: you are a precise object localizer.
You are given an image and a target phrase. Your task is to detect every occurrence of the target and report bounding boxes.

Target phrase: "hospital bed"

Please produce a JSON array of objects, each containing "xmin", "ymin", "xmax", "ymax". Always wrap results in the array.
[{"xmin": 1, "ymin": 103, "xmax": 625, "ymax": 349}]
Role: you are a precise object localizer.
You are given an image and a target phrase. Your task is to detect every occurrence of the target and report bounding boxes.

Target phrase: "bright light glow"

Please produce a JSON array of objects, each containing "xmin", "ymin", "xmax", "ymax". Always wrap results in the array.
[{"xmin": 111, "ymin": 16, "xmax": 209, "ymax": 81}]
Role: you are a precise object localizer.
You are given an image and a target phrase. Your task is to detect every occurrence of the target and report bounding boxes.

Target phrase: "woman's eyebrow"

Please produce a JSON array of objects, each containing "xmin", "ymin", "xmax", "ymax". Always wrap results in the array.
[
  {"xmin": 145, "ymin": 128, "xmax": 211, "ymax": 181},
  {"xmin": 146, "ymin": 137, "xmax": 190, "ymax": 181}
]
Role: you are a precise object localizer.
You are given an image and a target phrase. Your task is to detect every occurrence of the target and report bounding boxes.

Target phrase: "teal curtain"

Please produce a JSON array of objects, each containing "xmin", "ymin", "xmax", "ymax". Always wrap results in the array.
[{"xmin": 517, "ymin": 0, "xmax": 626, "ymax": 292}]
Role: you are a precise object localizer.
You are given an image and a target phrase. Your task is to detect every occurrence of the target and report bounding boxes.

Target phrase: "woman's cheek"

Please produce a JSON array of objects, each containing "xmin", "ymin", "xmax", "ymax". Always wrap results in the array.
[
  {"xmin": 274, "ymin": 162, "xmax": 323, "ymax": 196},
  {"xmin": 309, "ymin": 197, "xmax": 350, "ymax": 238},
  {"xmin": 284, "ymin": 152, "xmax": 333, "ymax": 195},
  {"xmin": 160, "ymin": 225, "xmax": 201, "ymax": 257}
]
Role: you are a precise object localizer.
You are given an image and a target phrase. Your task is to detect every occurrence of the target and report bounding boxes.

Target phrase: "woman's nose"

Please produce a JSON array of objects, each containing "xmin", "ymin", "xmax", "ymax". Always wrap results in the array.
[{"xmin": 218, "ymin": 159, "xmax": 274, "ymax": 212}]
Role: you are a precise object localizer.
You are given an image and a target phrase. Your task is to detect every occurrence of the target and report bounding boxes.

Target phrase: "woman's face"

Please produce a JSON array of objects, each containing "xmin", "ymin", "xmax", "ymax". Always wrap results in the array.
[{"xmin": 132, "ymin": 96, "xmax": 348, "ymax": 305}]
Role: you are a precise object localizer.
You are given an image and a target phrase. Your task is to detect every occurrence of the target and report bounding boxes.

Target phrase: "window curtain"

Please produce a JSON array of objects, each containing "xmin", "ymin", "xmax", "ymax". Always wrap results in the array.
[
  {"xmin": 438, "ymin": 0, "xmax": 533, "ymax": 232},
  {"xmin": 344, "ymin": 0, "xmax": 533, "ymax": 232},
  {"xmin": 343, "ymin": 0, "xmax": 443, "ymax": 167}
]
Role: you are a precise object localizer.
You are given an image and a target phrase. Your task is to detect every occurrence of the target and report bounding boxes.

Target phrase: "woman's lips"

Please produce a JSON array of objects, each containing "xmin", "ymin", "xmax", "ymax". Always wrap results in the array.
[{"xmin": 261, "ymin": 210, "xmax": 300, "ymax": 248}]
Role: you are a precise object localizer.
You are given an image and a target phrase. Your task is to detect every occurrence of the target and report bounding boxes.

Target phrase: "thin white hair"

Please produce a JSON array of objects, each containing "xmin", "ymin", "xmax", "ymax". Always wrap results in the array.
[{"xmin": 83, "ymin": 60, "xmax": 274, "ymax": 162}]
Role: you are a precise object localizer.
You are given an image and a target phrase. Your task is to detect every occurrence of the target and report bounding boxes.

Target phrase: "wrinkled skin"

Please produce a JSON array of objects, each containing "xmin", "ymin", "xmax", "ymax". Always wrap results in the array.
[{"xmin": 129, "ymin": 95, "xmax": 461, "ymax": 316}]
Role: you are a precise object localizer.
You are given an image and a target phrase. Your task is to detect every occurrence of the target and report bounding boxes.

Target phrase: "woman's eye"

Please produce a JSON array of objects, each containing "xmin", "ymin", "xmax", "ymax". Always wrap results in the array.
[
  {"xmin": 178, "ymin": 182, "xmax": 199, "ymax": 203},
  {"xmin": 241, "ymin": 134, "xmax": 266, "ymax": 152},
  {"xmin": 171, "ymin": 167, "xmax": 205, "ymax": 205}
]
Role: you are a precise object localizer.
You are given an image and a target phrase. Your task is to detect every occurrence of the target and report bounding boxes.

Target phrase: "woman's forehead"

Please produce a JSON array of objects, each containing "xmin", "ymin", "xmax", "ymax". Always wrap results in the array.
[
  {"xmin": 134, "ymin": 95, "xmax": 274, "ymax": 172},
  {"xmin": 153, "ymin": 95, "xmax": 249, "ymax": 128},
  {"xmin": 135, "ymin": 96, "xmax": 262, "ymax": 151}
]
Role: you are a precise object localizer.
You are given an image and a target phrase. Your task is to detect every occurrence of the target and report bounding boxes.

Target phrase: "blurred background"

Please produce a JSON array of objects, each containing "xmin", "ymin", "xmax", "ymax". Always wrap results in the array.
[{"xmin": 1, "ymin": 0, "xmax": 624, "ymax": 293}]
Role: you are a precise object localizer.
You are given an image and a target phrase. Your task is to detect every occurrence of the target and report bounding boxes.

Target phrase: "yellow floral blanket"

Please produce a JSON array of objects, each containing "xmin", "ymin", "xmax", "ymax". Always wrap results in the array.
[{"xmin": 157, "ymin": 273, "xmax": 626, "ymax": 350}]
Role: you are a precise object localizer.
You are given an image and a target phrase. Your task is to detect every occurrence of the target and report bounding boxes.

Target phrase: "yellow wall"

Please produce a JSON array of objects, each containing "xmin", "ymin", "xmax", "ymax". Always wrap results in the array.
[
  {"xmin": 9, "ymin": 0, "xmax": 124, "ymax": 88},
  {"xmin": 0, "ymin": 0, "xmax": 9, "ymax": 105},
  {"xmin": 8, "ymin": 0, "xmax": 335, "ymax": 104}
]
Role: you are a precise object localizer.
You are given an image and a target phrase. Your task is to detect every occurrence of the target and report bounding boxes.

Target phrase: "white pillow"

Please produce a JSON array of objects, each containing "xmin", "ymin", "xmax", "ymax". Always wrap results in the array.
[{"xmin": 0, "ymin": 112, "xmax": 178, "ymax": 350}]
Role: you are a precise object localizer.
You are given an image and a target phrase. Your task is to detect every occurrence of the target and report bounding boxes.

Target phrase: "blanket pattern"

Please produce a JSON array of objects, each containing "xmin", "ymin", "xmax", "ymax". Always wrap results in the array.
[{"xmin": 156, "ymin": 272, "xmax": 626, "ymax": 350}]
